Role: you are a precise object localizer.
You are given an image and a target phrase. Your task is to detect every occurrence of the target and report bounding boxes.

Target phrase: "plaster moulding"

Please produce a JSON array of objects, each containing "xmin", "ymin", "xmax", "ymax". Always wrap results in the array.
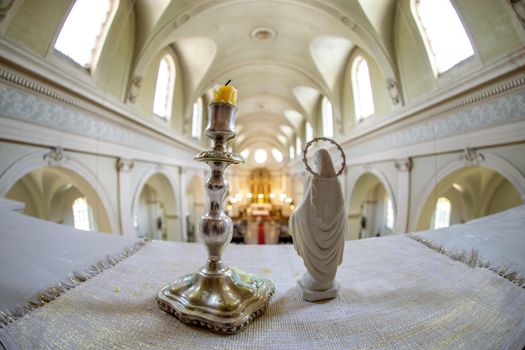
[
  {"xmin": 459, "ymin": 148, "xmax": 485, "ymax": 167},
  {"xmin": 395, "ymin": 158, "xmax": 413, "ymax": 172},
  {"xmin": 509, "ymin": 0, "xmax": 525, "ymax": 28},
  {"xmin": 43, "ymin": 146, "xmax": 68, "ymax": 167},
  {"xmin": 127, "ymin": 76, "xmax": 142, "ymax": 103},
  {"xmin": 340, "ymin": 16, "xmax": 356, "ymax": 30},
  {"xmin": 117, "ymin": 158, "xmax": 134, "ymax": 172},
  {"xmin": 0, "ymin": 0, "xmax": 14, "ymax": 21},
  {"xmin": 387, "ymin": 78, "xmax": 402, "ymax": 106}
]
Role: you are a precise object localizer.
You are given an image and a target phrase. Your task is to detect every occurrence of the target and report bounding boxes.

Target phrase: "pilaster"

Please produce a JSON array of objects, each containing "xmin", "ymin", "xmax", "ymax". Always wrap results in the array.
[
  {"xmin": 394, "ymin": 158, "xmax": 412, "ymax": 233},
  {"xmin": 117, "ymin": 158, "xmax": 134, "ymax": 235}
]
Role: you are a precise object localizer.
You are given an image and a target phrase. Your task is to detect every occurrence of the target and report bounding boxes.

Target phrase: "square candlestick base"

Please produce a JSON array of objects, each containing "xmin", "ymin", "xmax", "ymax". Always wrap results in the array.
[{"xmin": 157, "ymin": 267, "xmax": 274, "ymax": 334}]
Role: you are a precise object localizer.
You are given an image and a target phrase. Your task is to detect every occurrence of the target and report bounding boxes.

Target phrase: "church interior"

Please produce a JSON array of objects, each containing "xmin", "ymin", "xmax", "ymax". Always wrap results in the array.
[{"xmin": 1, "ymin": 0, "xmax": 525, "ymax": 348}]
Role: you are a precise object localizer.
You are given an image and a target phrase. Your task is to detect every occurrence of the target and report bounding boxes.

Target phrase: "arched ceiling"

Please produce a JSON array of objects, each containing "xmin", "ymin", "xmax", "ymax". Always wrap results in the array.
[{"xmin": 131, "ymin": 0, "xmax": 397, "ymax": 167}]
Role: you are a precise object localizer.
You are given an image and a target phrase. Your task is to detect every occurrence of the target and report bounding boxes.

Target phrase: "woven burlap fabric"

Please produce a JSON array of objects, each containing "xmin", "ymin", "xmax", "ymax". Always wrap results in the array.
[{"xmin": 1, "ymin": 236, "xmax": 524, "ymax": 349}]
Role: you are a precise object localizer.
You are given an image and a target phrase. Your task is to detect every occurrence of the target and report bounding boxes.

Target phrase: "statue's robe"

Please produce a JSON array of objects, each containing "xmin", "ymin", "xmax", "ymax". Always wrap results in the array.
[{"xmin": 289, "ymin": 149, "xmax": 346, "ymax": 285}]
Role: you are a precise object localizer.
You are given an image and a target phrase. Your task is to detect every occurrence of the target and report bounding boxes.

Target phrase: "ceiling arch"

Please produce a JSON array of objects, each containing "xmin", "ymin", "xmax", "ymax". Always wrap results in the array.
[{"xmin": 128, "ymin": 0, "xmax": 400, "ymax": 165}]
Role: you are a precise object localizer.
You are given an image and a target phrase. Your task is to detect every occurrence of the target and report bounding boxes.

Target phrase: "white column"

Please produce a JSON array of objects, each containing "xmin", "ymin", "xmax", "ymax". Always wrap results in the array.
[
  {"xmin": 177, "ymin": 166, "xmax": 187, "ymax": 242},
  {"xmin": 394, "ymin": 158, "xmax": 412, "ymax": 234},
  {"xmin": 117, "ymin": 158, "xmax": 134, "ymax": 235}
]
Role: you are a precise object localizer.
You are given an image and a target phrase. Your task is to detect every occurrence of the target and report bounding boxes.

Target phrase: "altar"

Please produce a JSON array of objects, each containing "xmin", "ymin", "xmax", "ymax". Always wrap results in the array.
[{"xmin": 1, "ymin": 203, "xmax": 524, "ymax": 349}]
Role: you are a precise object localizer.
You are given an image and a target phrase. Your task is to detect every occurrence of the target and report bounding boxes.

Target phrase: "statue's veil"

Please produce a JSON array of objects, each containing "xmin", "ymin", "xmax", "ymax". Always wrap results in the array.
[{"xmin": 310, "ymin": 149, "xmax": 345, "ymax": 232}]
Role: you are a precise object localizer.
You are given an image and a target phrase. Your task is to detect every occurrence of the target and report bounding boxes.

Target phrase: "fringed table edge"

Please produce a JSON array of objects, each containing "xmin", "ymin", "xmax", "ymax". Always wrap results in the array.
[
  {"xmin": 0, "ymin": 239, "xmax": 149, "ymax": 328},
  {"xmin": 408, "ymin": 234, "xmax": 525, "ymax": 289}
]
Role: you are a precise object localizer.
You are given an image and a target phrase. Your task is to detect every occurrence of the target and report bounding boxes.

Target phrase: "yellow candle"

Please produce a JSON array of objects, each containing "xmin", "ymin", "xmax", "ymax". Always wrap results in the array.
[{"xmin": 212, "ymin": 83, "xmax": 237, "ymax": 106}]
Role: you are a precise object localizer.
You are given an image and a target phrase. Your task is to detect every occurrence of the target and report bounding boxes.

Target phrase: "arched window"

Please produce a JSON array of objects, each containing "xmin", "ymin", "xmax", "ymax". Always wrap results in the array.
[
  {"xmin": 305, "ymin": 121, "xmax": 313, "ymax": 142},
  {"xmin": 254, "ymin": 149, "xmax": 267, "ymax": 164},
  {"xmin": 433, "ymin": 197, "xmax": 451, "ymax": 229},
  {"xmin": 153, "ymin": 56, "xmax": 175, "ymax": 120},
  {"xmin": 296, "ymin": 136, "xmax": 302, "ymax": 157},
  {"xmin": 54, "ymin": 0, "xmax": 114, "ymax": 69},
  {"xmin": 352, "ymin": 56, "xmax": 374, "ymax": 121},
  {"xmin": 414, "ymin": 0, "xmax": 474, "ymax": 74},
  {"xmin": 385, "ymin": 197, "xmax": 395, "ymax": 230},
  {"xmin": 322, "ymin": 97, "xmax": 333, "ymax": 137},
  {"xmin": 289, "ymin": 145, "xmax": 295, "ymax": 160},
  {"xmin": 272, "ymin": 148, "xmax": 283, "ymax": 163},
  {"xmin": 191, "ymin": 97, "xmax": 203, "ymax": 139},
  {"xmin": 73, "ymin": 197, "xmax": 94, "ymax": 231}
]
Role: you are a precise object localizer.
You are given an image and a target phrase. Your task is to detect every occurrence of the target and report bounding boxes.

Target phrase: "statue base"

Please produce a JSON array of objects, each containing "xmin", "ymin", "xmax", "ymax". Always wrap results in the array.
[
  {"xmin": 298, "ymin": 280, "xmax": 340, "ymax": 302},
  {"xmin": 157, "ymin": 266, "xmax": 274, "ymax": 334}
]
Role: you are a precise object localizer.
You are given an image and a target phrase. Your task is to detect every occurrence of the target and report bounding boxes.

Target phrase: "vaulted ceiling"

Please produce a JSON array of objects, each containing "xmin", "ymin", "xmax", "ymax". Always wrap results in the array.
[{"xmin": 132, "ymin": 0, "xmax": 397, "ymax": 165}]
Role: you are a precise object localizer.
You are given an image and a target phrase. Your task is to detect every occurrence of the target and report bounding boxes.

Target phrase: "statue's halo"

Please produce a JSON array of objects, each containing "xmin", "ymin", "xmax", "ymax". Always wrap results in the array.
[{"xmin": 302, "ymin": 137, "xmax": 346, "ymax": 178}]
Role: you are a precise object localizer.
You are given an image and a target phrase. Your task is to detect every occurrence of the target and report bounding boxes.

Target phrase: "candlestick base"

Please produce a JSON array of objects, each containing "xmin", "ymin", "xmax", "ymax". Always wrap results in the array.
[{"xmin": 157, "ymin": 267, "xmax": 274, "ymax": 334}]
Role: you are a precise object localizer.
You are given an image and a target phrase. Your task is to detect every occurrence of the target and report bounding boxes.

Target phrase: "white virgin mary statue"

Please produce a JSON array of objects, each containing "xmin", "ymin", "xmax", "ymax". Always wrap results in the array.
[{"xmin": 289, "ymin": 148, "xmax": 346, "ymax": 301}]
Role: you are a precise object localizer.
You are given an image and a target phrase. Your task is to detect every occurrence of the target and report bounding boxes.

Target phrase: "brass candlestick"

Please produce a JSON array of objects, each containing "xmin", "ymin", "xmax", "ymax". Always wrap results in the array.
[{"xmin": 157, "ymin": 102, "xmax": 275, "ymax": 334}]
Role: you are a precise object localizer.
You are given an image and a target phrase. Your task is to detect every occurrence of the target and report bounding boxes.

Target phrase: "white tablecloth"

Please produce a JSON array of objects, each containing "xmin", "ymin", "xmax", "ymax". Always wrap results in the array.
[
  {"xmin": 1, "ymin": 235, "xmax": 524, "ymax": 349},
  {"xmin": 0, "ymin": 208, "xmax": 140, "ymax": 311}
]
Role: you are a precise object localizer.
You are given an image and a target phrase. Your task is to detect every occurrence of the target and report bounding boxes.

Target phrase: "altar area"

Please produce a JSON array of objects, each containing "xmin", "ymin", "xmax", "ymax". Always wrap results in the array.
[
  {"xmin": 227, "ymin": 167, "xmax": 295, "ymax": 245},
  {"xmin": 1, "ymin": 200, "xmax": 524, "ymax": 349}
]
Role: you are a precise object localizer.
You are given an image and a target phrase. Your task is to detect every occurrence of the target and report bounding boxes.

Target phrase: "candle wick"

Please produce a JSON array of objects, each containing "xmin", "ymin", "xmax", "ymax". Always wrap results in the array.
[{"xmin": 225, "ymin": 80, "xmax": 231, "ymax": 86}]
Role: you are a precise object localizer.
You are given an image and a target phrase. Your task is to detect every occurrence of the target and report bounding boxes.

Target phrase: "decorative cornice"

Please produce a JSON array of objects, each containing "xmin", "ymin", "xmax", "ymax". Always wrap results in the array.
[
  {"xmin": 434, "ymin": 74, "xmax": 525, "ymax": 116},
  {"xmin": 0, "ymin": 68, "xmax": 89, "ymax": 111},
  {"xmin": 343, "ymin": 88, "xmax": 525, "ymax": 161},
  {"xmin": 0, "ymin": 82, "xmax": 204, "ymax": 169}
]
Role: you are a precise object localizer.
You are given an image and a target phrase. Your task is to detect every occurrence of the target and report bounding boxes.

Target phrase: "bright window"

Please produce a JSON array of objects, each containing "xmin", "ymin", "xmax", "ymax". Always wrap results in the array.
[
  {"xmin": 73, "ymin": 197, "xmax": 94, "ymax": 231},
  {"xmin": 272, "ymin": 148, "xmax": 283, "ymax": 163},
  {"xmin": 153, "ymin": 56, "xmax": 175, "ymax": 119},
  {"xmin": 254, "ymin": 149, "xmax": 267, "ymax": 164},
  {"xmin": 296, "ymin": 137, "xmax": 302, "ymax": 157},
  {"xmin": 385, "ymin": 197, "xmax": 394, "ymax": 229},
  {"xmin": 55, "ymin": 0, "xmax": 113, "ymax": 69},
  {"xmin": 305, "ymin": 122, "xmax": 313, "ymax": 142},
  {"xmin": 352, "ymin": 56, "xmax": 374, "ymax": 121},
  {"xmin": 322, "ymin": 97, "xmax": 333, "ymax": 137},
  {"xmin": 415, "ymin": 0, "xmax": 474, "ymax": 74},
  {"xmin": 289, "ymin": 145, "xmax": 295, "ymax": 160},
  {"xmin": 433, "ymin": 197, "xmax": 451, "ymax": 229},
  {"xmin": 191, "ymin": 97, "xmax": 203, "ymax": 139}
]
